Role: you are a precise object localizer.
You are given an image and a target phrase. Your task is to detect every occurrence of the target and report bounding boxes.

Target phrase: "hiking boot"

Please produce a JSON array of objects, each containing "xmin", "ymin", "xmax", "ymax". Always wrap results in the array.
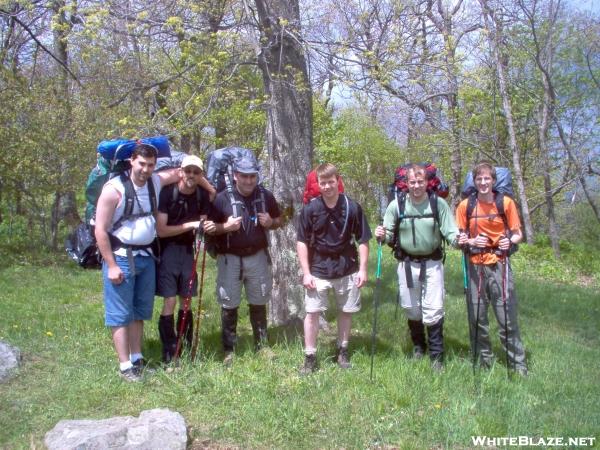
[
  {"xmin": 299, "ymin": 354, "xmax": 317, "ymax": 375},
  {"xmin": 515, "ymin": 366, "xmax": 528, "ymax": 377},
  {"xmin": 431, "ymin": 357, "xmax": 444, "ymax": 372},
  {"xmin": 337, "ymin": 346, "xmax": 352, "ymax": 369},
  {"xmin": 158, "ymin": 314, "xmax": 178, "ymax": 363},
  {"xmin": 480, "ymin": 358, "xmax": 493, "ymax": 370},
  {"xmin": 221, "ymin": 307, "xmax": 238, "ymax": 356},
  {"xmin": 119, "ymin": 367, "xmax": 142, "ymax": 383},
  {"xmin": 408, "ymin": 320, "xmax": 427, "ymax": 358},
  {"xmin": 223, "ymin": 351, "xmax": 234, "ymax": 368},
  {"xmin": 132, "ymin": 358, "xmax": 155, "ymax": 375},
  {"xmin": 249, "ymin": 304, "xmax": 269, "ymax": 352},
  {"xmin": 426, "ymin": 318, "xmax": 444, "ymax": 364},
  {"xmin": 412, "ymin": 345, "xmax": 426, "ymax": 359}
]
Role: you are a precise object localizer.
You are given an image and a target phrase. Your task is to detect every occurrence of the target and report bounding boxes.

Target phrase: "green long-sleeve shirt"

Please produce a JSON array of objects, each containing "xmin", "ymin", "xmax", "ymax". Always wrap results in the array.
[{"xmin": 383, "ymin": 194, "xmax": 458, "ymax": 256}]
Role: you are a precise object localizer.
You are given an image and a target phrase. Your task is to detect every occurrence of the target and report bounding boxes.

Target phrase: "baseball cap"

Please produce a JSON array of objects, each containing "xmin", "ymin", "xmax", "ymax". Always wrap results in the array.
[{"xmin": 181, "ymin": 155, "xmax": 204, "ymax": 171}]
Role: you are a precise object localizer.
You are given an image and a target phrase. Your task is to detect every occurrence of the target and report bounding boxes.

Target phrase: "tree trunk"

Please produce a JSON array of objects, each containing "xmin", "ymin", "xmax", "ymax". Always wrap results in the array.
[
  {"xmin": 254, "ymin": 0, "xmax": 313, "ymax": 325},
  {"xmin": 479, "ymin": 0, "xmax": 535, "ymax": 243},
  {"xmin": 534, "ymin": 2, "xmax": 560, "ymax": 257},
  {"xmin": 426, "ymin": 0, "xmax": 466, "ymax": 208},
  {"xmin": 50, "ymin": 0, "xmax": 80, "ymax": 249}
]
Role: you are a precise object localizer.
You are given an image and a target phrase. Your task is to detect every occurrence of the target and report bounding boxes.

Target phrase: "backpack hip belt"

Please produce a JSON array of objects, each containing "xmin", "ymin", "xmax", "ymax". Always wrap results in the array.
[
  {"xmin": 468, "ymin": 245, "xmax": 504, "ymax": 257},
  {"xmin": 399, "ymin": 248, "xmax": 443, "ymax": 289}
]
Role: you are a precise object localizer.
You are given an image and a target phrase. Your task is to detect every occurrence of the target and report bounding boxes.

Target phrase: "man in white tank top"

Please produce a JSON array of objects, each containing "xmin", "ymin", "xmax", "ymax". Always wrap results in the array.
[{"xmin": 95, "ymin": 143, "xmax": 181, "ymax": 382}]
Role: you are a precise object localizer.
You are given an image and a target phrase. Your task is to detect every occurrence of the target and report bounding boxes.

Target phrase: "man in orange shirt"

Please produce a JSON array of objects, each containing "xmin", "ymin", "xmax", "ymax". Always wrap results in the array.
[{"xmin": 457, "ymin": 162, "xmax": 528, "ymax": 375}]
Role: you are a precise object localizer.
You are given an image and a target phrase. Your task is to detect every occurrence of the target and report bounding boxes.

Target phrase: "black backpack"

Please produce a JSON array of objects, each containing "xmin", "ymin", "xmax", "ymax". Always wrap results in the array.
[{"xmin": 205, "ymin": 146, "xmax": 267, "ymax": 219}]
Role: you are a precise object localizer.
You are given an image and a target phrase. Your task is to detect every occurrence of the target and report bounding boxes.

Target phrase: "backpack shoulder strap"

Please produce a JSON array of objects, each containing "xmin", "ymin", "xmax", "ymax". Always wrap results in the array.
[
  {"xmin": 339, "ymin": 193, "xmax": 350, "ymax": 238},
  {"xmin": 494, "ymin": 192, "xmax": 510, "ymax": 231},
  {"xmin": 171, "ymin": 184, "xmax": 180, "ymax": 204},
  {"xmin": 120, "ymin": 173, "xmax": 136, "ymax": 221},
  {"xmin": 259, "ymin": 186, "xmax": 267, "ymax": 214},
  {"xmin": 396, "ymin": 190, "xmax": 407, "ymax": 219},
  {"xmin": 428, "ymin": 191, "xmax": 439, "ymax": 225},
  {"xmin": 466, "ymin": 191, "xmax": 478, "ymax": 234},
  {"xmin": 147, "ymin": 176, "xmax": 157, "ymax": 214}
]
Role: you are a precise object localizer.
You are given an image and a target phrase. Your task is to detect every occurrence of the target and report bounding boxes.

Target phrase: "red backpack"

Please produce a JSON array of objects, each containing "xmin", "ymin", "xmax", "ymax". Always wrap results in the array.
[
  {"xmin": 389, "ymin": 162, "xmax": 449, "ymax": 261},
  {"xmin": 302, "ymin": 169, "xmax": 345, "ymax": 204},
  {"xmin": 393, "ymin": 163, "xmax": 448, "ymax": 198}
]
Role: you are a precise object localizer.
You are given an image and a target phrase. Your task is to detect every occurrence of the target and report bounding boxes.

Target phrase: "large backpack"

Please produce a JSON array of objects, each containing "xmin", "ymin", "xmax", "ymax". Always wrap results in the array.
[
  {"xmin": 389, "ymin": 163, "xmax": 449, "ymax": 261},
  {"xmin": 461, "ymin": 166, "xmax": 518, "ymax": 254},
  {"xmin": 204, "ymin": 147, "xmax": 268, "ymax": 256},
  {"xmin": 65, "ymin": 137, "xmax": 173, "ymax": 268},
  {"xmin": 205, "ymin": 146, "xmax": 267, "ymax": 218},
  {"xmin": 302, "ymin": 169, "xmax": 345, "ymax": 204}
]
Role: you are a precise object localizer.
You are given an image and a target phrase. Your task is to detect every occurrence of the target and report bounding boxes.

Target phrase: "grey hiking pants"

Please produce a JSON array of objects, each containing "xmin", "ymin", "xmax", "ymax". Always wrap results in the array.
[{"xmin": 468, "ymin": 260, "xmax": 527, "ymax": 371}]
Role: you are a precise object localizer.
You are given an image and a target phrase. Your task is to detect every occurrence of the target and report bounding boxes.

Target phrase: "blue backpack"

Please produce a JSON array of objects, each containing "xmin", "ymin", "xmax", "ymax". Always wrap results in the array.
[
  {"xmin": 461, "ymin": 167, "xmax": 518, "ymax": 253},
  {"xmin": 66, "ymin": 137, "xmax": 176, "ymax": 269}
]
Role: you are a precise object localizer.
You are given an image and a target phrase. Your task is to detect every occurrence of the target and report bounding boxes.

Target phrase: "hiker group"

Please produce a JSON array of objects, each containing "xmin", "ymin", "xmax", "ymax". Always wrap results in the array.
[{"xmin": 81, "ymin": 137, "xmax": 527, "ymax": 382}]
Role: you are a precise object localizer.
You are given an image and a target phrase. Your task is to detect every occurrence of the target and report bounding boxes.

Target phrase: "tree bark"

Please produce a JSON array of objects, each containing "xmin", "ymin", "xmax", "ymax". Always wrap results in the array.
[{"xmin": 254, "ymin": 0, "xmax": 313, "ymax": 325}]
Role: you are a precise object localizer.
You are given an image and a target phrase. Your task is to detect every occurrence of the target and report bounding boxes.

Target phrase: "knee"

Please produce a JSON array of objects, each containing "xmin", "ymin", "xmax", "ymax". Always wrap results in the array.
[{"xmin": 404, "ymin": 307, "xmax": 422, "ymax": 321}]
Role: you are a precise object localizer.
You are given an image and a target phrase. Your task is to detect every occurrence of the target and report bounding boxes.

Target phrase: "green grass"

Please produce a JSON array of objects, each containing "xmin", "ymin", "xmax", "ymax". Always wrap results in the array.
[{"xmin": 0, "ymin": 247, "xmax": 599, "ymax": 449}]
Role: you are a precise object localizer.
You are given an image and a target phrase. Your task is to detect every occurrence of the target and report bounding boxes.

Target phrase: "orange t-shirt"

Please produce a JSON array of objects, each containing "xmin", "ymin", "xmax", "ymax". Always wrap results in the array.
[{"xmin": 456, "ymin": 195, "xmax": 521, "ymax": 265}]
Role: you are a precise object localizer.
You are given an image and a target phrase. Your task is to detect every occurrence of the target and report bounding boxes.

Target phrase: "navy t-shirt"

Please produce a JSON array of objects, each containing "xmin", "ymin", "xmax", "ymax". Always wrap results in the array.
[
  {"xmin": 209, "ymin": 186, "xmax": 280, "ymax": 256},
  {"xmin": 158, "ymin": 184, "xmax": 211, "ymax": 246},
  {"xmin": 297, "ymin": 194, "xmax": 372, "ymax": 279}
]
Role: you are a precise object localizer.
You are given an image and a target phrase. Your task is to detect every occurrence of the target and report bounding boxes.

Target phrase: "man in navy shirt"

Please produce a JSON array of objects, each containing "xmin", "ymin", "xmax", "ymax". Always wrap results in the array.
[
  {"xmin": 203, "ymin": 157, "xmax": 282, "ymax": 365},
  {"xmin": 297, "ymin": 163, "xmax": 371, "ymax": 374}
]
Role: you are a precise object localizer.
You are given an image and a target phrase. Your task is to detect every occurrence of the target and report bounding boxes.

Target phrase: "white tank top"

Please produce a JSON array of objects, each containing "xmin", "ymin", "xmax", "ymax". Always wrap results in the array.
[{"xmin": 106, "ymin": 174, "xmax": 161, "ymax": 256}]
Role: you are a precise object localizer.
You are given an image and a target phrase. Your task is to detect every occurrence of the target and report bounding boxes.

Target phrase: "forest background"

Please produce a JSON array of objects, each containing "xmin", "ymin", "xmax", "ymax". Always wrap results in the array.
[
  {"xmin": 1, "ymin": 1, "xmax": 599, "ymax": 447},
  {"xmin": 0, "ymin": 0, "xmax": 599, "ymax": 321}
]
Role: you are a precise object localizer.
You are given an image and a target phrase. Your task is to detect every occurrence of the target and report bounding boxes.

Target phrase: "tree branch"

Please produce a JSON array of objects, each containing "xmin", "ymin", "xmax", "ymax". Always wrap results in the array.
[{"xmin": 0, "ymin": 8, "xmax": 82, "ymax": 87}]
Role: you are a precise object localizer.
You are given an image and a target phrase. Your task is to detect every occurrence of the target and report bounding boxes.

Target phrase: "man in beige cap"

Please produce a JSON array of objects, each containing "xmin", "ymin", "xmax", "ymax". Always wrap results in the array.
[{"xmin": 156, "ymin": 155, "xmax": 215, "ymax": 364}]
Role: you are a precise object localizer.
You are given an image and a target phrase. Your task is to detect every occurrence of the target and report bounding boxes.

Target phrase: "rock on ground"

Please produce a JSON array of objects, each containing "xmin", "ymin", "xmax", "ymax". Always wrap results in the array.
[
  {"xmin": 44, "ymin": 408, "xmax": 187, "ymax": 450},
  {"xmin": 0, "ymin": 341, "xmax": 21, "ymax": 383}
]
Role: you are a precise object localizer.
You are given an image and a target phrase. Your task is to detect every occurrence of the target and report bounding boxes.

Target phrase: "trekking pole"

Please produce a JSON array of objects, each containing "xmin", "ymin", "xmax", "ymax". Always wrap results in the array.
[
  {"xmin": 369, "ymin": 230, "xmax": 384, "ymax": 382},
  {"xmin": 461, "ymin": 239, "xmax": 475, "ymax": 374},
  {"xmin": 473, "ymin": 265, "xmax": 483, "ymax": 371},
  {"xmin": 191, "ymin": 227, "xmax": 208, "ymax": 361},
  {"xmin": 174, "ymin": 226, "xmax": 203, "ymax": 363},
  {"xmin": 501, "ymin": 243, "xmax": 512, "ymax": 379}
]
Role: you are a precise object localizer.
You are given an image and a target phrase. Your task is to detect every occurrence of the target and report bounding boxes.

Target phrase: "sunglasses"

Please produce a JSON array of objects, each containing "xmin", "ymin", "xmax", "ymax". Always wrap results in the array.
[{"xmin": 184, "ymin": 168, "xmax": 202, "ymax": 175}]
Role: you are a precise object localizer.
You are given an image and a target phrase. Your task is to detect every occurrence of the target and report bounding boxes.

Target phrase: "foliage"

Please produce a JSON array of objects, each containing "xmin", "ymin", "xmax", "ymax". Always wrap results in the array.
[{"xmin": 314, "ymin": 106, "xmax": 400, "ymax": 220}]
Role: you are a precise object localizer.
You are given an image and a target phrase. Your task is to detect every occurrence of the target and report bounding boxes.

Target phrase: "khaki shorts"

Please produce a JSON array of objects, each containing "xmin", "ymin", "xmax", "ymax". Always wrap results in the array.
[{"xmin": 304, "ymin": 273, "xmax": 361, "ymax": 313}]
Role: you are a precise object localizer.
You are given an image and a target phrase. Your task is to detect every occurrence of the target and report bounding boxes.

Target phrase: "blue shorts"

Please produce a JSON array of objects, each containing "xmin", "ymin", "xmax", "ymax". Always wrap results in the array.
[{"xmin": 103, "ymin": 255, "xmax": 156, "ymax": 326}]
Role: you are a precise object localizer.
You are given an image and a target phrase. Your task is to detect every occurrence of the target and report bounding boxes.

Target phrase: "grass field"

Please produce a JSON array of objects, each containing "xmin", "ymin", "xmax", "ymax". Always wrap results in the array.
[{"xmin": 0, "ymin": 247, "xmax": 599, "ymax": 449}]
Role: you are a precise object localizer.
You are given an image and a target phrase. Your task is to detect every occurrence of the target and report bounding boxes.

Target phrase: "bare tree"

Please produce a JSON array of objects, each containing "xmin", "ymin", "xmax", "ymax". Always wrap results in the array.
[
  {"xmin": 519, "ymin": 0, "xmax": 561, "ymax": 255},
  {"xmin": 479, "ymin": 0, "xmax": 535, "ymax": 243}
]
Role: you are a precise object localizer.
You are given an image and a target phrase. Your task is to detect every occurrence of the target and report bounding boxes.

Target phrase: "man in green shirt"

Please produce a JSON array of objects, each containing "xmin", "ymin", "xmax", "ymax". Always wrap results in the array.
[{"xmin": 375, "ymin": 164, "xmax": 458, "ymax": 370}]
